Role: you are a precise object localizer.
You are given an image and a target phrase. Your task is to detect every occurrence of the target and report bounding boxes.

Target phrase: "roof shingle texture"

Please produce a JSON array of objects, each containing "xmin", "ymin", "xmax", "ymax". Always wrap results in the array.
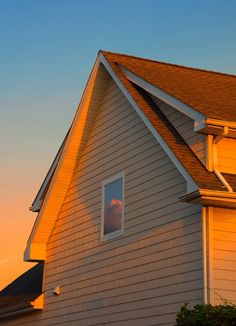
[
  {"xmin": 102, "ymin": 51, "xmax": 236, "ymax": 122},
  {"xmin": 0, "ymin": 263, "xmax": 43, "ymax": 309},
  {"xmin": 102, "ymin": 51, "xmax": 235, "ymax": 191}
]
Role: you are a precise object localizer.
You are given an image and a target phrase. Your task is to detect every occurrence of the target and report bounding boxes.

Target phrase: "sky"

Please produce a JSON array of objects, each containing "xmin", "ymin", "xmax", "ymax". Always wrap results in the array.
[{"xmin": 0, "ymin": 0, "xmax": 236, "ymax": 290}]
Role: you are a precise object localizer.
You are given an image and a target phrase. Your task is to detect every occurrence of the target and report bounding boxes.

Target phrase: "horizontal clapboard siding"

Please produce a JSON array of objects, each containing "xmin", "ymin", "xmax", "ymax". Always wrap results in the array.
[
  {"xmin": 212, "ymin": 208, "xmax": 236, "ymax": 305},
  {"xmin": 4, "ymin": 80, "xmax": 203, "ymax": 325},
  {"xmin": 217, "ymin": 138, "xmax": 236, "ymax": 174},
  {"xmin": 151, "ymin": 95, "xmax": 206, "ymax": 165}
]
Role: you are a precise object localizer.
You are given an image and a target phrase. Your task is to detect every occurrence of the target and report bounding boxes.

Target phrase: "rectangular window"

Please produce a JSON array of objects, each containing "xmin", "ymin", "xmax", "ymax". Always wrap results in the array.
[{"xmin": 101, "ymin": 173, "xmax": 124, "ymax": 241}]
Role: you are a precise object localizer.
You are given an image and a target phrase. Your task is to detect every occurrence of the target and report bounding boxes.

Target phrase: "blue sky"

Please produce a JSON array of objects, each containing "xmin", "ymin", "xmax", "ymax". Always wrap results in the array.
[
  {"xmin": 0, "ymin": 0, "xmax": 236, "ymax": 289},
  {"xmin": 1, "ymin": 0, "xmax": 236, "ymax": 147}
]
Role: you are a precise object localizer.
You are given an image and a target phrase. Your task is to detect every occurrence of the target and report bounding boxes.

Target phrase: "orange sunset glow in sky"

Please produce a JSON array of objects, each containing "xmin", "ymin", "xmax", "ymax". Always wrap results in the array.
[{"xmin": 1, "ymin": 0, "xmax": 236, "ymax": 291}]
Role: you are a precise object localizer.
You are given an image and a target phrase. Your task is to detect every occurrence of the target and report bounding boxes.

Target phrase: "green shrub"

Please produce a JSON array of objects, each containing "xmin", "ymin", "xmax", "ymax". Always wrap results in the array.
[{"xmin": 175, "ymin": 303, "xmax": 236, "ymax": 325}]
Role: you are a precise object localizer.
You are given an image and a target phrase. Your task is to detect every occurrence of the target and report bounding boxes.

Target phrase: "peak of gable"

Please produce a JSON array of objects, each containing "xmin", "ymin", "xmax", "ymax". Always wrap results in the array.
[
  {"xmin": 102, "ymin": 51, "xmax": 236, "ymax": 122},
  {"xmin": 101, "ymin": 50, "xmax": 236, "ymax": 78},
  {"xmin": 25, "ymin": 51, "xmax": 236, "ymax": 262}
]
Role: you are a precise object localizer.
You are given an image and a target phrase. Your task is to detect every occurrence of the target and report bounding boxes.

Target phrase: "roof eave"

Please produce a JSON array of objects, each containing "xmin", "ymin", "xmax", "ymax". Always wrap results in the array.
[
  {"xmin": 100, "ymin": 53, "xmax": 199, "ymax": 194},
  {"xmin": 24, "ymin": 52, "xmax": 110, "ymax": 262},
  {"xmin": 30, "ymin": 134, "xmax": 68, "ymax": 212},
  {"xmin": 0, "ymin": 294, "xmax": 43, "ymax": 320},
  {"xmin": 195, "ymin": 119, "xmax": 236, "ymax": 138},
  {"xmin": 180, "ymin": 189, "xmax": 236, "ymax": 209},
  {"xmin": 26, "ymin": 51, "xmax": 233, "ymax": 262},
  {"xmin": 118, "ymin": 64, "xmax": 206, "ymax": 123}
]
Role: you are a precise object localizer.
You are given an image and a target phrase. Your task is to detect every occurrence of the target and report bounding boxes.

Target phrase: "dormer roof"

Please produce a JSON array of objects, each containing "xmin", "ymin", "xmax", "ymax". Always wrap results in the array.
[
  {"xmin": 25, "ymin": 51, "xmax": 236, "ymax": 262},
  {"xmin": 102, "ymin": 51, "xmax": 236, "ymax": 122}
]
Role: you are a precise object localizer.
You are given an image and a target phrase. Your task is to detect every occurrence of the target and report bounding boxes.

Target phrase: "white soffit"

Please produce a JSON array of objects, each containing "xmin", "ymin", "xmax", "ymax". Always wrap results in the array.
[
  {"xmin": 24, "ymin": 57, "xmax": 104, "ymax": 261},
  {"xmin": 30, "ymin": 136, "xmax": 67, "ymax": 212},
  {"xmin": 119, "ymin": 65, "xmax": 206, "ymax": 123},
  {"xmin": 100, "ymin": 54, "xmax": 198, "ymax": 193}
]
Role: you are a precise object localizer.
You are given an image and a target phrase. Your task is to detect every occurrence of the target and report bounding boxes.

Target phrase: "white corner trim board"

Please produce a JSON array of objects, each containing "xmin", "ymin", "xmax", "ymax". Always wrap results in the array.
[{"xmin": 202, "ymin": 207, "xmax": 214, "ymax": 304}]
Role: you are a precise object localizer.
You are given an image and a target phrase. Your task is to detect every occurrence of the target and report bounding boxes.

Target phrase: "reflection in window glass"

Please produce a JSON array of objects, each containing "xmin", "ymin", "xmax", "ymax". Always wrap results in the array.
[{"xmin": 104, "ymin": 177, "xmax": 123, "ymax": 235}]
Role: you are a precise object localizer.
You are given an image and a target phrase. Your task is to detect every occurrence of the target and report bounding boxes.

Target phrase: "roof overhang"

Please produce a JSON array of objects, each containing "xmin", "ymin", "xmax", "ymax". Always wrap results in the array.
[
  {"xmin": 181, "ymin": 189, "xmax": 236, "ymax": 209},
  {"xmin": 25, "ymin": 51, "xmax": 234, "ymax": 262},
  {"xmin": 30, "ymin": 135, "xmax": 68, "ymax": 212},
  {"xmin": 24, "ymin": 53, "xmax": 112, "ymax": 261},
  {"xmin": 24, "ymin": 243, "xmax": 46, "ymax": 261},
  {"xmin": 195, "ymin": 118, "xmax": 236, "ymax": 138},
  {"xmin": 100, "ymin": 54, "xmax": 198, "ymax": 194},
  {"xmin": 119, "ymin": 65, "xmax": 206, "ymax": 123},
  {"xmin": 0, "ymin": 294, "xmax": 43, "ymax": 320},
  {"xmin": 119, "ymin": 65, "xmax": 236, "ymax": 139}
]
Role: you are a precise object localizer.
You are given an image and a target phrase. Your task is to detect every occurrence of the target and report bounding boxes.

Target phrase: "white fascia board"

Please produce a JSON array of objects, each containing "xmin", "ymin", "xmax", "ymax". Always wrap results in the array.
[
  {"xmin": 119, "ymin": 65, "xmax": 206, "ymax": 123},
  {"xmin": 181, "ymin": 188, "xmax": 236, "ymax": 203},
  {"xmin": 30, "ymin": 141, "xmax": 65, "ymax": 212},
  {"xmin": 24, "ymin": 243, "xmax": 46, "ymax": 261},
  {"xmin": 31, "ymin": 293, "xmax": 44, "ymax": 309},
  {"xmin": 195, "ymin": 118, "xmax": 236, "ymax": 133},
  {"xmin": 194, "ymin": 121, "xmax": 208, "ymax": 132},
  {"xmin": 25, "ymin": 57, "xmax": 102, "ymax": 260},
  {"xmin": 100, "ymin": 54, "xmax": 198, "ymax": 193},
  {"xmin": 206, "ymin": 118, "xmax": 236, "ymax": 128}
]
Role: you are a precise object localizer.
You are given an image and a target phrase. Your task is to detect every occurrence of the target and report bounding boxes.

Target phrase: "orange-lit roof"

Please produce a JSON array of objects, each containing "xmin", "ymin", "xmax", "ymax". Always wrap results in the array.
[
  {"xmin": 102, "ymin": 51, "xmax": 236, "ymax": 122},
  {"xmin": 26, "ymin": 51, "xmax": 236, "ymax": 262},
  {"xmin": 102, "ymin": 51, "xmax": 224, "ymax": 191},
  {"xmin": 0, "ymin": 263, "xmax": 43, "ymax": 318}
]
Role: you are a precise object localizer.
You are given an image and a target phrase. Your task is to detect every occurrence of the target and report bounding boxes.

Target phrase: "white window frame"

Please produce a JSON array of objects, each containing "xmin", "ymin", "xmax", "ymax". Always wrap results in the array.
[{"xmin": 100, "ymin": 172, "xmax": 125, "ymax": 241}]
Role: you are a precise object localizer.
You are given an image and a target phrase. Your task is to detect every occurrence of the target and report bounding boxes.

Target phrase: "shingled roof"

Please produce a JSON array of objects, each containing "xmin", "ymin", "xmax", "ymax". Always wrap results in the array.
[
  {"xmin": 102, "ymin": 51, "xmax": 236, "ymax": 192},
  {"xmin": 24, "ymin": 50, "xmax": 236, "ymax": 263},
  {"xmin": 30, "ymin": 51, "xmax": 236, "ymax": 214},
  {"xmin": 102, "ymin": 51, "xmax": 236, "ymax": 122},
  {"xmin": 0, "ymin": 263, "xmax": 43, "ymax": 319}
]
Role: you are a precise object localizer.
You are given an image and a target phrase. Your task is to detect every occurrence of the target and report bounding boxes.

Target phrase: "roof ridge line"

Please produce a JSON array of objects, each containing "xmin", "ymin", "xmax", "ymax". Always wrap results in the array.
[{"xmin": 101, "ymin": 50, "xmax": 236, "ymax": 78}]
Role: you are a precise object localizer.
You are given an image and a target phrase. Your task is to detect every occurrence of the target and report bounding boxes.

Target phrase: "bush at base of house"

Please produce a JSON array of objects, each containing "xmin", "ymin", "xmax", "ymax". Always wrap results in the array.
[{"xmin": 175, "ymin": 303, "xmax": 236, "ymax": 325}]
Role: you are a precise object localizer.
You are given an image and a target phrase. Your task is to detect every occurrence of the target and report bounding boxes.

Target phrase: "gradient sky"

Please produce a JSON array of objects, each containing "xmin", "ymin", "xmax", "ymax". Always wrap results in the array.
[{"xmin": 0, "ymin": 0, "xmax": 236, "ymax": 290}]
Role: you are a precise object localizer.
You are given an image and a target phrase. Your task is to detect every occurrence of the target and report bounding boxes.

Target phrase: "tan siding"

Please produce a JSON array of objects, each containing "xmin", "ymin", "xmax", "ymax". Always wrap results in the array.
[
  {"xmin": 151, "ymin": 95, "xmax": 207, "ymax": 165},
  {"xmin": 217, "ymin": 138, "xmax": 236, "ymax": 174},
  {"xmin": 212, "ymin": 207, "xmax": 236, "ymax": 304},
  {"xmin": 29, "ymin": 64, "xmax": 112, "ymax": 246},
  {"xmin": 4, "ymin": 80, "xmax": 203, "ymax": 325}
]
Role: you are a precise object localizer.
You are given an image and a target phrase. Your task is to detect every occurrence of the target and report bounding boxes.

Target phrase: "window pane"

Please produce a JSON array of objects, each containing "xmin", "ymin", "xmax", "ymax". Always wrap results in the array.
[{"xmin": 104, "ymin": 177, "xmax": 123, "ymax": 235}]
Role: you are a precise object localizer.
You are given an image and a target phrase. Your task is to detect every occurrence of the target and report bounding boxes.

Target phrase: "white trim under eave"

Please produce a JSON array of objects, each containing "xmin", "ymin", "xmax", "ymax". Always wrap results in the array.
[
  {"xmin": 194, "ymin": 119, "xmax": 236, "ymax": 134},
  {"xmin": 31, "ymin": 293, "xmax": 44, "ymax": 309},
  {"xmin": 119, "ymin": 65, "xmax": 206, "ymax": 123},
  {"xmin": 100, "ymin": 54, "xmax": 198, "ymax": 193},
  {"xmin": 206, "ymin": 118, "xmax": 236, "ymax": 129},
  {"xmin": 24, "ymin": 55, "xmax": 103, "ymax": 261},
  {"xmin": 30, "ymin": 139, "xmax": 66, "ymax": 212},
  {"xmin": 180, "ymin": 188, "xmax": 236, "ymax": 208}
]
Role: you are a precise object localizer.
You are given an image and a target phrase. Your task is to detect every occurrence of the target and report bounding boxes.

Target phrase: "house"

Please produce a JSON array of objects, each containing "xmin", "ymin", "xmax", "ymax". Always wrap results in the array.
[{"xmin": 1, "ymin": 50, "xmax": 236, "ymax": 325}]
